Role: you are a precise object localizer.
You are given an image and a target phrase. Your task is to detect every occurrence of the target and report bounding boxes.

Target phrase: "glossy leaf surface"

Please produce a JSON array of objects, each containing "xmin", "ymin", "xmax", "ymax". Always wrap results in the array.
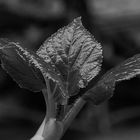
[
  {"xmin": 37, "ymin": 17, "xmax": 102, "ymax": 97},
  {"xmin": 83, "ymin": 54, "xmax": 140, "ymax": 104}
]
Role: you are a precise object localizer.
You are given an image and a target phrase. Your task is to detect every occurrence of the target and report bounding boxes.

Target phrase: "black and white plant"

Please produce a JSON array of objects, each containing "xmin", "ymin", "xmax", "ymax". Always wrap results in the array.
[{"xmin": 0, "ymin": 17, "xmax": 140, "ymax": 140}]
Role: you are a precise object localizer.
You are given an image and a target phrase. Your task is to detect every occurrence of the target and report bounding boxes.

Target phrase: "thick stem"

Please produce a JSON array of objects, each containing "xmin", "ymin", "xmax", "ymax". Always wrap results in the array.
[
  {"xmin": 31, "ymin": 81, "xmax": 86, "ymax": 140},
  {"xmin": 30, "ymin": 97, "xmax": 86, "ymax": 140},
  {"xmin": 36, "ymin": 117, "xmax": 46, "ymax": 136},
  {"xmin": 42, "ymin": 118, "xmax": 63, "ymax": 140},
  {"xmin": 30, "ymin": 118, "xmax": 46, "ymax": 140},
  {"xmin": 30, "ymin": 118, "xmax": 63, "ymax": 140},
  {"xmin": 62, "ymin": 98, "xmax": 86, "ymax": 133},
  {"xmin": 30, "ymin": 135, "xmax": 44, "ymax": 140}
]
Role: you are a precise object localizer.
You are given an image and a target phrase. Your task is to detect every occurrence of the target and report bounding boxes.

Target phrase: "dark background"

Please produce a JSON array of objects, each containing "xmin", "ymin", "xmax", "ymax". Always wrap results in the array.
[{"xmin": 0, "ymin": 0, "xmax": 140, "ymax": 139}]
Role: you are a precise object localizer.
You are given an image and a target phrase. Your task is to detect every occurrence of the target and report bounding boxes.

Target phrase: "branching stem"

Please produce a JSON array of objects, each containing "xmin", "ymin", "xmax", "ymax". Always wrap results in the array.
[{"xmin": 43, "ymin": 79, "xmax": 56, "ymax": 120}]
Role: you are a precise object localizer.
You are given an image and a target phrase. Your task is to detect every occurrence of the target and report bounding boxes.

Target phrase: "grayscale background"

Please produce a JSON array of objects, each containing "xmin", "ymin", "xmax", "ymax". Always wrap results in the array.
[{"xmin": 0, "ymin": 0, "xmax": 140, "ymax": 139}]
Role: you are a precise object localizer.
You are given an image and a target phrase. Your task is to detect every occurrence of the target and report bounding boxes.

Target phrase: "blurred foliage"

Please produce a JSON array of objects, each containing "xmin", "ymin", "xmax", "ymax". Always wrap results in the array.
[{"xmin": 1, "ymin": 0, "xmax": 140, "ymax": 140}]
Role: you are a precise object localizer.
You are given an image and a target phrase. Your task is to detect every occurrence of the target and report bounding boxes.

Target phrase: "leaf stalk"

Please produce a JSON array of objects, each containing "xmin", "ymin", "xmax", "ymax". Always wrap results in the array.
[{"xmin": 62, "ymin": 97, "xmax": 86, "ymax": 133}]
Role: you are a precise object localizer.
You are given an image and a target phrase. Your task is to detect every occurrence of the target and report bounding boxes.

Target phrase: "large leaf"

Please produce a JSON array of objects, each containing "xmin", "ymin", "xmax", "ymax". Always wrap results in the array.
[
  {"xmin": 37, "ymin": 17, "xmax": 102, "ymax": 97},
  {"xmin": 0, "ymin": 39, "xmax": 64, "ymax": 92},
  {"xmin": 83, "ymin": 54, "xmax": 140, "ymax": 105}
]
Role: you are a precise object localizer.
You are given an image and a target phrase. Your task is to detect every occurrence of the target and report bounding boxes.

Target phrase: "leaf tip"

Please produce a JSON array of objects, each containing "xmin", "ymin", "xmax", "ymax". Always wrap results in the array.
[{"xmin": 73, "ymin": 17, "xmax": 82, "ymax": 26}]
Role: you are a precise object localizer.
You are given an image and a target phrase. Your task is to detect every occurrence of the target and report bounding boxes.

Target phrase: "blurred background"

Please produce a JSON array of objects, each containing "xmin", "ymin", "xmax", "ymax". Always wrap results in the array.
[{"xmin": 1, "ymin": 0, "xmax": 140, "ymax": 140}]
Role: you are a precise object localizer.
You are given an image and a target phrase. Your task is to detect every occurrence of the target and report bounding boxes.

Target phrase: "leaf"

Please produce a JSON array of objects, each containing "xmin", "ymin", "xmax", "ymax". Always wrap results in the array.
[
  {"xmin": 83, "ymin": 54, "xmax": 140, "ymax": 105},
  {"xmin": 0, "ymin": 39, "xmax": 64, "ymax": 92},
  {"xmin": 37, "ymin": 17, "xmax": 102, "ymax": 97}
]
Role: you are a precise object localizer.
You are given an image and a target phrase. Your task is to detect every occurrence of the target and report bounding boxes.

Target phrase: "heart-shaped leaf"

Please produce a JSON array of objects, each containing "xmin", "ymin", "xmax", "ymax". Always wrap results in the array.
[
  {"xmin": 83, "ymin": 54, "xmax": 140, "ymax": 105},
  {"xmin": 37, "ymin": 17, "xmax": 102, "ymax": 97},
  {"xmin": 0, "ymin": 39, "xmax": 64, "ymax": 92}
]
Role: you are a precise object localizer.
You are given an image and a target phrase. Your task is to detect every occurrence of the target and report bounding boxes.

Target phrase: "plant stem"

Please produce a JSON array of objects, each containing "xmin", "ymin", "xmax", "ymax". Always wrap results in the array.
[
  {"xmin": 30, "ymin": 118, "xmax": 63, "ymax": 140},
  {"xmin": 43, "ymin": 80, "xmax": 56, "ymax": 120},
  {"xmin": 62, "ymin": 97, "xmax": 86, "ymax": 133},
  {"xmin": 42, "ymin": 118, "xmax": 63, "ymax": 140},
  {"xmin": 52, "ymin": 83, "xmax": 58, "ymax": 96},
  {"xmin": 32, "ymin": 83, "xmax": 86, "ymax": 140},
  {"xmin": 36, "ymin": 117, "xmax": 46, "ymax": 136},
  {"xmin": 30, "ymin": 118, "xmax": 46, "ymax": 139}
]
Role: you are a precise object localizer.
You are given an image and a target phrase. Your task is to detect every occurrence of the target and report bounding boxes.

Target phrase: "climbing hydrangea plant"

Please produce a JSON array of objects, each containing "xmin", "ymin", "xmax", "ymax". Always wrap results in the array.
[{"xmin": 0, "ymin": 17, "xmax": 140, "ymax": 140}]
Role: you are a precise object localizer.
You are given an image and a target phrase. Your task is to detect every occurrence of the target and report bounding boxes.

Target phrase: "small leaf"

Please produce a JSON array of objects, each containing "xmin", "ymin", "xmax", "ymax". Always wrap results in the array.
[
  {"xmin": 0, "ymin": 39, "xmax": 63, "ymax": 92},
  {"xmin": 37, "ymin": 17, "xmax": 102, "ymax": 97},
  {"xmin": 83, "ymin": 54, "xmax": 140, "ymax": 105}
]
